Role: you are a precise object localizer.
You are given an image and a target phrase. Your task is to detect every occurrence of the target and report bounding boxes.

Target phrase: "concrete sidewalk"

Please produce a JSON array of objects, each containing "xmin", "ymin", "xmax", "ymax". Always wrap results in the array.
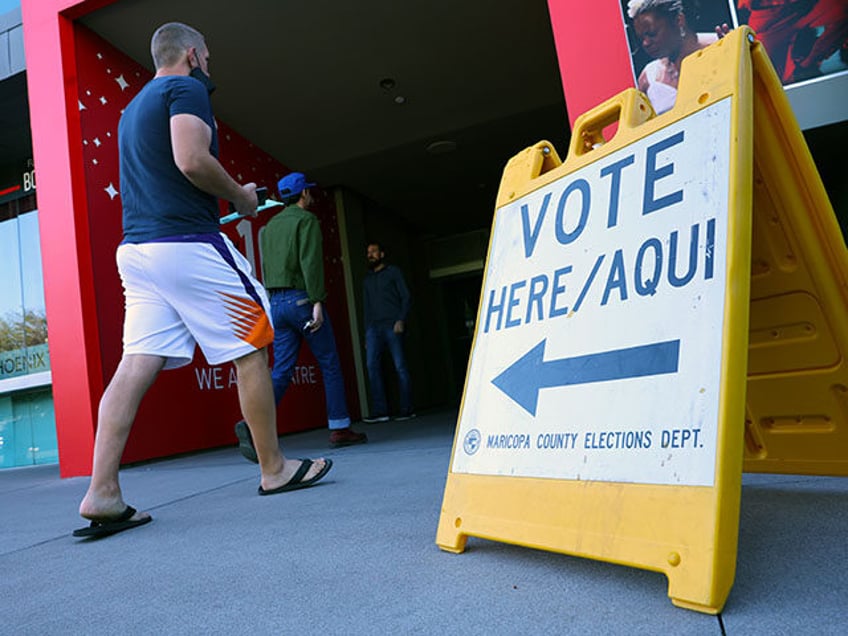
[{"xmin": 1, "ymin": 409, "xmax": 846, "ymax": 635}]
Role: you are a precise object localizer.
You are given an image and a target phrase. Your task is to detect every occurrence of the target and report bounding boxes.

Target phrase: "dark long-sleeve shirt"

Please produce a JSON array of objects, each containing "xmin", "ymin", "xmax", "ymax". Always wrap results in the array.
[
  {"xmin": 363, "ymin": 265, "xmax": 411, "ymax": 327},
  {"xmin": 260, "ymin": 204, "xmax": 327, "ymax": 303}
]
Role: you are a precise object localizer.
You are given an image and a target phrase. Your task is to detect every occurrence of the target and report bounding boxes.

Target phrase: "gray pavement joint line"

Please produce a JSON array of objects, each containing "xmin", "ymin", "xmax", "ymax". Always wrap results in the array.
[
  {"xmin": 0, "ymin": 474, "xmax": 257, "ymax": 558},
  {"xmin": 0, "ymin": 536, "xmax": 68, "ymax": 558},
  {"xmin": 718, "ymin": 612, "xmax": 727, "ymax": 635},
  {"xmin": 125, "ymin": 441, "xmax": 453, "ymax": 466},
  {"xmin": 141, "ymin": 473, "xmax": 258, "ymax": 512},
  {"xmin": 0, "ymin": 482, "xmax": 63, "ymax": 496}
]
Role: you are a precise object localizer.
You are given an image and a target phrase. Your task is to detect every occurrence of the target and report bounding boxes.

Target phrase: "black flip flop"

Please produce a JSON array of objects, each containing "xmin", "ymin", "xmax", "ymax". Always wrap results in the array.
[
  {"xmin": 73, "ymin": 506, "xmax": 152, "ymax": 539},
  {"xmin": 234, "ymin": 420, "xmax": 259, "ymax": 464},
  {"xmin": 258, "ymin": 458, "xmax": 334, "ymax": 495}
]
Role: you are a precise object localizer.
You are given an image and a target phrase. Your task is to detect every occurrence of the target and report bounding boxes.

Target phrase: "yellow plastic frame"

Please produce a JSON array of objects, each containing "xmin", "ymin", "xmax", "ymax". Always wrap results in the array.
[{"xmin": 437, "ymin": 28, "xmax": 757, "ymax": 614}]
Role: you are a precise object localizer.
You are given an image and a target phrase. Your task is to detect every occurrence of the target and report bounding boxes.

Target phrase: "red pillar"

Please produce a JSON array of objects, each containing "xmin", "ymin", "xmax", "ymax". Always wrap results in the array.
[
  {"xmin": 546, "ymin": 0, "xmax": 634, "ymax": 127},
  {"xmin": 21, "ymin": 0, "xmax": 117, "ymax": 477}
]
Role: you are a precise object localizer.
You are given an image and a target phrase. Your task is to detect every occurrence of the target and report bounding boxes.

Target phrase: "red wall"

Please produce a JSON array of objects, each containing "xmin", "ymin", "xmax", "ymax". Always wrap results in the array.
[
  {"xmin": 546, "ymin": 0, "xmax": 633, "ymax": 127},
  {"xmin": 70, "ymin": 23, "xmax": 359, "ymax": 466}
]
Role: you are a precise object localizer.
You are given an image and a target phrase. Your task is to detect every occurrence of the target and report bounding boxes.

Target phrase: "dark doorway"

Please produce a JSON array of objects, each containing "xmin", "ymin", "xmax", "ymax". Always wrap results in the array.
[{"xmin": 439, "ymin": 273, "xmax": 484, "ymax": 403}]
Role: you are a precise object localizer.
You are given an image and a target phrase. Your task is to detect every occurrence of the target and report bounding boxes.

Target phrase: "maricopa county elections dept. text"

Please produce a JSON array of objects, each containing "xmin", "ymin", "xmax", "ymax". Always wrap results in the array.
[{"xmin": 483, "ymin": 130, "xmax": 716, "ymax": 333}]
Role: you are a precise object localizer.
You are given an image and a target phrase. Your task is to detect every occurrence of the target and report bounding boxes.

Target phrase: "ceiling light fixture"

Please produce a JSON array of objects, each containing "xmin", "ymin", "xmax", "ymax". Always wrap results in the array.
[
  {"xmin": 379, "ymin": 77, "xmax": 396, "ymax": 91},
  {"xmin": 425, "ymin": 140, "xmax": 457, "ymax": 155}
]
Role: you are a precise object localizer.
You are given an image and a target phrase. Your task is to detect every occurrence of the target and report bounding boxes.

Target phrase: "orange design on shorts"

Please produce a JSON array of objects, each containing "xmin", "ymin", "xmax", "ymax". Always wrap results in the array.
[{"xmin": 220, "ymin": 292, "xmax": 274, "ymax": 349}]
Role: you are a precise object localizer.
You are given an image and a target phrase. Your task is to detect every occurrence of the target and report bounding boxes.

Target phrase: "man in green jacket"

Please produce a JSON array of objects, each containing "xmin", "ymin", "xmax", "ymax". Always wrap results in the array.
[{"xmin": 235, "ymin": 172, "xmax": 366, "ymax": 456}]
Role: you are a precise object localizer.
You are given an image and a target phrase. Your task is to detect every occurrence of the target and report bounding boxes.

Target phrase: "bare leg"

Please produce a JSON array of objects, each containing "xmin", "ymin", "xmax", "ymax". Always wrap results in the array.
[
  {"xmin": 78, "ymin": 354, "xmax": 165, "ymax": 521},
  {"xmin": 233, "ymin": 348, "xmax": 329, "ymax": 490}
]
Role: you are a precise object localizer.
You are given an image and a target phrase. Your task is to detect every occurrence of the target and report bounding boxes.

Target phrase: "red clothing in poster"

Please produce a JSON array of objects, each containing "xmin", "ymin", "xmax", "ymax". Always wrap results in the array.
[{"xmin": 742, "ymin": 0, "xmax": 848, "ymax": 82}]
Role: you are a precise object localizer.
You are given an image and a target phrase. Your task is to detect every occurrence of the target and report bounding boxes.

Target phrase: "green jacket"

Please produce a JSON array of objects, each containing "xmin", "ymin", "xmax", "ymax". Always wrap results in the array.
[{"xmin": 260, "ymin": 204, "xmax": 327, "ymax": 303}]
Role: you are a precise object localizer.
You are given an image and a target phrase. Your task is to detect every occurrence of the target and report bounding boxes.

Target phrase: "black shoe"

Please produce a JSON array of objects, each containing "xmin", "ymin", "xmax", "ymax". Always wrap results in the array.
[
  {"xmin": 234, "ymin": 420, "xmax": 258, "ymax": 464},
  {"xmin": 393, "ymin": 413, "xmax": 417, "ymax": 421},
  {"xmin": 362, "ymin": 415, "xmax": 390, "ymax": 424}
]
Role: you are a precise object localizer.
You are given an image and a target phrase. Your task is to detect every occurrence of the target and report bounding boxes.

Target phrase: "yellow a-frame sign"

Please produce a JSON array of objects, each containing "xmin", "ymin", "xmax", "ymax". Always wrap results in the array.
[{"xmin": 436, "ymin": 27, "xmax": 846, "ymax": 614}]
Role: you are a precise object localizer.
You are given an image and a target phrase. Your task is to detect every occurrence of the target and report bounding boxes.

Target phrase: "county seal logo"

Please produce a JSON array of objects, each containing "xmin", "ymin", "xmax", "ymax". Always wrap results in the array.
[{"xmin": 463, "ymin": 429, "xmax": 481, "ymax": 455}]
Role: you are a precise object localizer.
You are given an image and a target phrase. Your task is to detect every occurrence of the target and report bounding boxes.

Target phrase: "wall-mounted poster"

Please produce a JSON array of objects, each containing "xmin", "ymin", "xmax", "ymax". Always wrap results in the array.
[
  {"xmin": 622, "ymin": 0, "xmax": 735, "ymax": 114},
  {"xmin": 621, "ymin": 1, "xmax": 848, "ymax": 121}
]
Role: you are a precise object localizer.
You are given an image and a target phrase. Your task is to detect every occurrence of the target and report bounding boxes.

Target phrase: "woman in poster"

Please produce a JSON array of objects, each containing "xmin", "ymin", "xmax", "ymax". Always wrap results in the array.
[{"xmin": 626, "ymin": 0, "xmax": 723, "ymax": 113}]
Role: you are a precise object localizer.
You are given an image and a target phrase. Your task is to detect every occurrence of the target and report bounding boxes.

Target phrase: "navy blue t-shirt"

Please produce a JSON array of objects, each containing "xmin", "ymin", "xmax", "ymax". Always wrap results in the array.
[{"xmin": 119, "ymin": 75, "xmax": 220, "ymax": 242}]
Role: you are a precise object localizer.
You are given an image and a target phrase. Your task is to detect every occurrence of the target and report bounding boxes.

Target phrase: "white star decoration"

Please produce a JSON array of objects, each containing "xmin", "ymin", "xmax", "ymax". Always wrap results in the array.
[
  {"xmin": 92, "ymin": 159, "xmax": 98, "ymax": 165},
  {"xmin": 99, "ymin": 96, "xmax": 107, "ymax": 105},
  {"xmin": 78, "ymin": 100, "xmax": 86, "ymax": 111},
  {"xmin": 93, "ymin": 138, "xmax": 101, "ymax": 147},
  {"xmin": 97, "ymin": 53, "xmax": 103, "ymax": 59},
  {"xmin": 115, "ymin": 74, "xmax": 129, "ymax": 91},
  {"xmin": 104, "ymin": 183, "xmax": 119, "ymax": 200}
]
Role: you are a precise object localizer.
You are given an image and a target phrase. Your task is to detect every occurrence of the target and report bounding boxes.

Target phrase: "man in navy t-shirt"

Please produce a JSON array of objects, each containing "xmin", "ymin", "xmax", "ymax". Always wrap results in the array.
[
  {"xmin": 119, "ymin": 73, "xmax": 221, "ymax": 241},
  {"xmin": 74, "ymin": 22, "xmax": 333, "ymax": 540}
]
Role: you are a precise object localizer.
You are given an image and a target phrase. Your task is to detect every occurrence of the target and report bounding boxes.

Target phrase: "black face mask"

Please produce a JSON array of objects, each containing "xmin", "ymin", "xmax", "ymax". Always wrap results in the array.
[{"xmin": 190, "ymin": 66, "xmax": 216, "ymax": 95}]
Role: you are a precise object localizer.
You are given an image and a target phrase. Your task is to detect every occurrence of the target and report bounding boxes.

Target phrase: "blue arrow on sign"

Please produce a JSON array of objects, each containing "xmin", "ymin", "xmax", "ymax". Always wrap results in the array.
[{"xmin": 491, "ymin": 339, "xmax": 680, "ymax": 416}]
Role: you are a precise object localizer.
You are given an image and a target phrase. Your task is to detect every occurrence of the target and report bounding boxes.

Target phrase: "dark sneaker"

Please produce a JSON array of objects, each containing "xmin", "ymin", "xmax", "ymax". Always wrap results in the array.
[
  {"xmin": 329, "ymin": 428, "xmax": 368, "ymax": 448},
  {"xmin": 362, "ymin": 415, "xmax": 390, "ymax": 424},
  {"xmin": 394, "ymin": 413, "xmax": 417, "ymax": 421},
  {"xmin": 234, "ymin": 420, "xmax": 258, "ymax": 464}
]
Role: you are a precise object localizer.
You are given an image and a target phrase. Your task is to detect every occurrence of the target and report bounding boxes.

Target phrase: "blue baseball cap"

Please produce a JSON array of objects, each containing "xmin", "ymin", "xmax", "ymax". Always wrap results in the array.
[{"xmin": 277, "ymin": 172, "xmax": 316, "ymax": 198}]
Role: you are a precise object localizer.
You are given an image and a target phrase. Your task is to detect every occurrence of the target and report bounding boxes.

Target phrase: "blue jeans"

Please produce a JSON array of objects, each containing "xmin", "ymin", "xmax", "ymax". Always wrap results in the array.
[
  {"xmin": 365, "ymin": 323, "xmax": 412, "ymax": 417},
  {"xmin": 269, "ymin": 289, "xmax": 350, "ymax": 430}
]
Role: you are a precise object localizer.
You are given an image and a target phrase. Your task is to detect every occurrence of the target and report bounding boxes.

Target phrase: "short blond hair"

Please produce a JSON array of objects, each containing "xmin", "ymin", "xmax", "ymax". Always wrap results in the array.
[{"xmin": 150, "ymin": 22, "xmax": 205, "ymax": 69}]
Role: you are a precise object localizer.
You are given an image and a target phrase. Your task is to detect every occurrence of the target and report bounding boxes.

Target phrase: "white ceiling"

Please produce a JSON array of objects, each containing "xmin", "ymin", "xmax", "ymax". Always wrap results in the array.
[{"xmin": 80, "ymin": 0, "xmax": 570, "ymax": 235}]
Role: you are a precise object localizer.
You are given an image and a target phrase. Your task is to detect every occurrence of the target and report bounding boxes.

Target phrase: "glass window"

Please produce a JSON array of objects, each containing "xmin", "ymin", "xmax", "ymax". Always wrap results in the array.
[
  {"xmin": 0, "ymin": 388, "xmax": 56, "ymax": 467},
  {"xmin": 0, "ymin": 193, "xmax": 55, "ymax": 468},
  {"xmin": 0, "ymin": 194, "xmax": 50, "ymax": 389}
]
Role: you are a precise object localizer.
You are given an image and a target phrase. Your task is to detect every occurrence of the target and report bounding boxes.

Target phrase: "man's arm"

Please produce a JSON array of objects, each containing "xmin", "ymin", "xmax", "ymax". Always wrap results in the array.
[
  {"xmin": 395, "ymin": 267, "xmax": 412, "ymax": 321},
  {"xmin": 362, "ymin": 276, "xmax": 372, "ymax": 329},
  {"xmin": 393, "ymin": 267, "xmax": 412, "ymax": 334},
  {"xmin": 300, "ymin": 216, "xmax": 328, "ymax": 305},
  {"xmin": 170, "ymin": 113, "xmax": 257, "ymax": 215},
  {"xmin": 299, "ymin": 216, "xmax": 328, "ymax": 332}
]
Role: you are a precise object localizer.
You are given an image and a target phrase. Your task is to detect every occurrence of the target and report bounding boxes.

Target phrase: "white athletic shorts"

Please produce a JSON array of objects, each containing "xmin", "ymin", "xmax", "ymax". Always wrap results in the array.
[{"xmin": 117, "ymin": 233, "xmax": 273, "ymax": 370}]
